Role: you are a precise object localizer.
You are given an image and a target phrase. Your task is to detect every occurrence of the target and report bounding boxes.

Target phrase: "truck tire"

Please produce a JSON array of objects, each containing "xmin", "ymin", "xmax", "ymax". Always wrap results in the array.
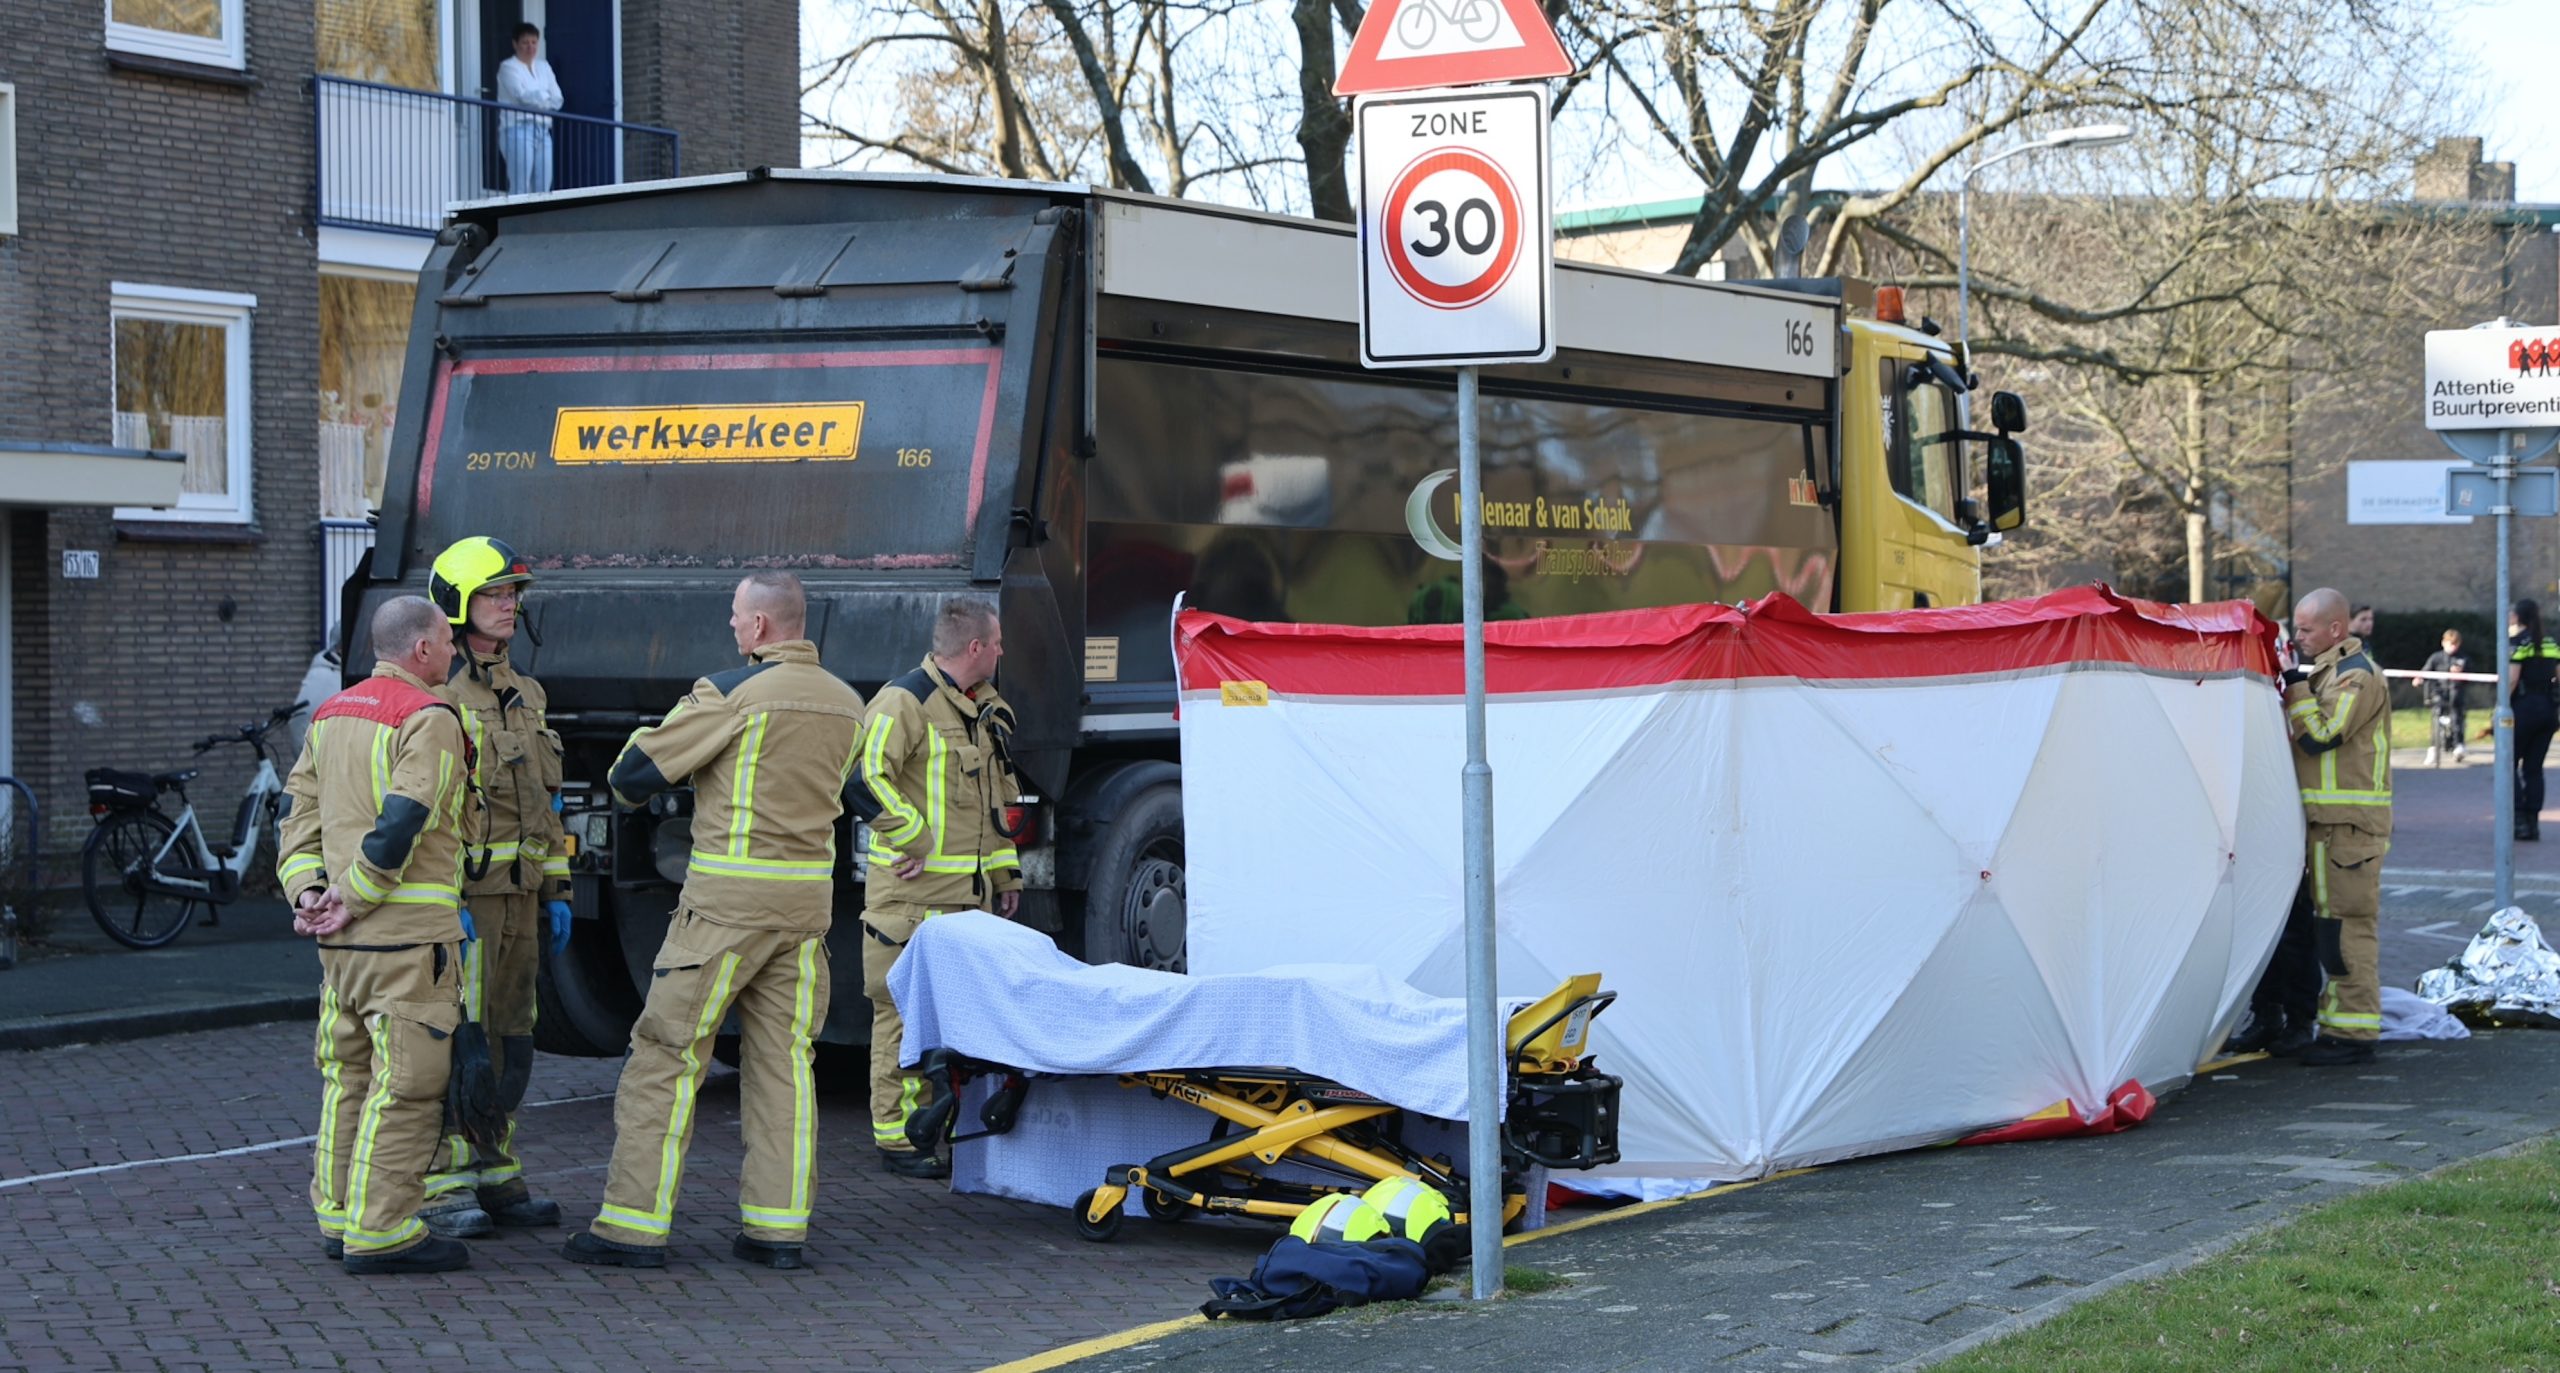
[
  {"xmin": 1080, "ymin": 785, "xmax": 1186, "ymax": 971},
  {"xmin": 534, "ymin": 891, "xmax": 643, "ymax": 1057}
]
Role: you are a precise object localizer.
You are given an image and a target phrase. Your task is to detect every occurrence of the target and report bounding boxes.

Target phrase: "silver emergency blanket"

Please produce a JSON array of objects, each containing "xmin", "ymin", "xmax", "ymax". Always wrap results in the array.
[
  {"xmin": 2415, "ymin": 908, "xmax": 2560, "ymax": 1025},
  {"xmin": 888, "ymin": 911, "xmax": 1498, "ymax": 1122}
]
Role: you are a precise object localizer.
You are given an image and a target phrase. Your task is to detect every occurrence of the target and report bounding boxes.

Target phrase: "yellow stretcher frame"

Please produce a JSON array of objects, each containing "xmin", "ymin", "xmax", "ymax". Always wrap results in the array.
[{"xmin": 1047, "ymin": 975, "xmax": 1620, "ymax": 1243}]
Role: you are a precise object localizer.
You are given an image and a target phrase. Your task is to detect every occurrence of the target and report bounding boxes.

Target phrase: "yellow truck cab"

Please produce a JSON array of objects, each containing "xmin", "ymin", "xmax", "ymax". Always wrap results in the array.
[{"xmin": 1834, "ymin": 286, "xmax": 2028, "ymax": 612}]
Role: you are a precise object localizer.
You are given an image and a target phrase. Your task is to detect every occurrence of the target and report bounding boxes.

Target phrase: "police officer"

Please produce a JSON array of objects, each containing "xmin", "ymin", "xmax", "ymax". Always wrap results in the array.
[
  {"xmin": 417, "ymin": 536, "xmax": 570, "ymax": 1236},
  {"xmin": 564, "ymin": 571, "xmax": 866, "ymax": 1270},
  {"xmin": 277, "ymin": 596, "xmax": 476, "ymax": 1274},
  {"xmin": 856, "ymin": 598, "xmax": 1022, "ymax": 1179},
  {"xmin": 2282, "ymin": 587, "xmax": 2394, "ymax": 1067}
]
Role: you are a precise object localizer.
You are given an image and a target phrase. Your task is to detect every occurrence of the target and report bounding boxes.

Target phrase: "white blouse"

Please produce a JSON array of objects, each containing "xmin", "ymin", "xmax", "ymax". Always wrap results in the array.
[{"xmin": 496, "ymin": 56, "xmax": 562, "ymax": 131}]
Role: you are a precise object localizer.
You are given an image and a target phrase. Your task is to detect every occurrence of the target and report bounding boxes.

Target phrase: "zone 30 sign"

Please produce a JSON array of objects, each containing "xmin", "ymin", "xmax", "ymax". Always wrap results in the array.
[{"xmin": 1354, "ymin": 85, "xmax": 1553, "ymax": 369}]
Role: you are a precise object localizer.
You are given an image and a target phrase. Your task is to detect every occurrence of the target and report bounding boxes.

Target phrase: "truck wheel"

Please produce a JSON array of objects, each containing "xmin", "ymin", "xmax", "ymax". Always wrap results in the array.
[
  {"xmin": 1081, "ymin": 785, "xmax": 1186, "ymax": 971},
  {"xmin": 534, "ymin": 891, "xmax": 643, "ymax": 1057}
]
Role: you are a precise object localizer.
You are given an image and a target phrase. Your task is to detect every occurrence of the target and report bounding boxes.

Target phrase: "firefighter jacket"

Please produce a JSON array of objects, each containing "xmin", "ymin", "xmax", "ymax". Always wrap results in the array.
[
  {"xmin": 2284, "ymin": 634, "xmax": 2394, "ymax": 837},
  {"xmin": 276, "ymin": 663, "xmax": 475, "ymax": 944},
  {"xmin": 858, "ymin": 654, "xmax": 1023, "ymax": 909},
  {"xmin": 607, "ymin": 640, "xmax": 867, "ymax": 934},
  {"xmin": 438, "ymin": 644, "xmax": 568, "ymax": 900}
]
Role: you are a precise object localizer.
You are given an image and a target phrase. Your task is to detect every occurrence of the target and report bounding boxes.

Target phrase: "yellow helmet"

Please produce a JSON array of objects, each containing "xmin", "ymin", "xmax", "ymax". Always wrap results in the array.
[
  {"xmin": 428, "ymin": 536, "xmax": 534, "ymax": 625},
  {"xmin": 1359, "ymin": 1177, "xmax": 1454, "ymax": 1243},
  {"xmin": 1289, "ymin": 1192, "xmax": 1390, "ymax": 1245}
]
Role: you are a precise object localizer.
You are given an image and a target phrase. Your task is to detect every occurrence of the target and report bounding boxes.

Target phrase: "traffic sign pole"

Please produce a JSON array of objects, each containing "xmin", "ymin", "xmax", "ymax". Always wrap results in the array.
[
  {"xmin": 2494, "ymin": 432, "xmax": 2514, "ymax": 911},
  {"xmin": 1455, "ymin": 363, "xmax": 1502, "ymax": 1300}
]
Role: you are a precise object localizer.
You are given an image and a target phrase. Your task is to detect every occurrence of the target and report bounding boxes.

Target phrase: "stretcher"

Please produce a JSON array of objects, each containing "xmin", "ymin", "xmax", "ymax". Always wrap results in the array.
[{"xmin": 908, "ymin": 972, "xmax": 1623, "ymax": 1243}]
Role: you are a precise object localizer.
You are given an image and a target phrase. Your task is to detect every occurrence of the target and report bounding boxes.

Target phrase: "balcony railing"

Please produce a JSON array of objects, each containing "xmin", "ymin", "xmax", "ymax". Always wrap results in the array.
[{"xmin": 314, "ymin": 75, "xmax": 680, "ymax": 236}]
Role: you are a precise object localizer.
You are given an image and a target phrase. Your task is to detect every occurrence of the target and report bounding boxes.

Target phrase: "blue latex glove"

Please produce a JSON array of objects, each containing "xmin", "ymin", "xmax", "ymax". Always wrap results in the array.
[
  {"xmin": 459, "ymin": 905, "xmax": 478, "ymax": 944},
  {"xmin": 545, "ymin": 900, "xmax": 574, "ymax": 956}
]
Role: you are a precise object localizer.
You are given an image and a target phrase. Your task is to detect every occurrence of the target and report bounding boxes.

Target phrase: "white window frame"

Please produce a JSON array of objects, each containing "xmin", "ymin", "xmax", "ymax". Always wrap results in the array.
[
  {"xmin": 0, "ymin": 84, "xmax": 17, "ymax": 237},
  {"xmin": 112, "ymin": 282, "xmax": 257, "ymax": 524},
  {"xmin": 106, "ymin": 0, "xmax": 247, "ymax": 71}
]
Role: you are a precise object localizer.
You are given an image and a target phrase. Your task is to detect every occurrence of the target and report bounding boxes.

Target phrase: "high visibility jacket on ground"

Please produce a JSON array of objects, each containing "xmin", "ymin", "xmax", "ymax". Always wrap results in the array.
[
  {"xmin": 277, "ymin": 664, "xmax": 474, "ymax": 943},
  {"xmin": 438, "ymin": 645, "xmax": 568, "ymax": 900},
  {"xmin": 608, "ymin": 640, "xmax": 867, "ymax": 933},
  {"xmin": 858, "ymin": 655, "xmax": 1022, "ymax": 909},
  {"xmin": 2284, "ymin": 634, "xmax": 2393, "ymax": 837}
]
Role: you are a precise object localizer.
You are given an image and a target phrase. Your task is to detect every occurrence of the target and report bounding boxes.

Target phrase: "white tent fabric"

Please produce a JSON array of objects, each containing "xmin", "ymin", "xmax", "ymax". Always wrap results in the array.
[{"xmin": 1175, "ymin": 588, "xmax": 2303, "ymax": 1180}]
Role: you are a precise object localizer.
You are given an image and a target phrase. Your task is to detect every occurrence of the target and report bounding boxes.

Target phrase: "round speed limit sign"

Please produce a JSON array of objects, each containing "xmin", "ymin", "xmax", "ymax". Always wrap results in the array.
[
  {"xmin": 1381, "ymin": 147, "xmax": 1523, "ymax": 310},
  {"xmin": 1355, "ymin": 84, "xmax": 1553, "ymax": 368}
]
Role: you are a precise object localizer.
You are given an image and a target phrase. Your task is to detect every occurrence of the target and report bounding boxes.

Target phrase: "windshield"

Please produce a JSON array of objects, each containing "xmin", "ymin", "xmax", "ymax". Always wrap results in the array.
[{"xmin": 416, "ymin": 343, "xmax": 1002, "ymax": 569}]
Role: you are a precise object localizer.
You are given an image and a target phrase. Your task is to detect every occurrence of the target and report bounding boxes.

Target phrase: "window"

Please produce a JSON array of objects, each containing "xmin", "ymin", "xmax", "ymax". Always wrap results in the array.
[
  {"xmin": 317, "ymin": 0, "xmax": 438, "ymax": 88},
  {"xmin": 0, "ymin": 84, "xmax": 16, "ymax": 237},
  {"xmin": 1881, "ymin": 361, "xmax": 1961, "ymax": 523},
  {"xmin": 320, "ymin": 272, "xmax": 415, "ymax": 517},
  {"xmin": 112, "ymin": 283, "xmax": 256, "ymax": 523},
  {"xmin": 106, "ymin": 0, "xmax": 246, "ymax": 70}
]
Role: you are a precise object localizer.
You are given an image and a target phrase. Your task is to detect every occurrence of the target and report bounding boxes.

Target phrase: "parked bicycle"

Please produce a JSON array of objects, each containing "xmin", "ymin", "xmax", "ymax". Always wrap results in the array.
[{"xmin": 81, "ymin": 702, "xmax": 301, "ymax": 950}]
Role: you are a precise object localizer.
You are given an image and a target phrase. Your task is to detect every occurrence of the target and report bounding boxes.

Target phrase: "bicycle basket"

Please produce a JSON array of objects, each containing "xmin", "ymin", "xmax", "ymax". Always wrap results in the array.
[{"xmin": 85, "ymin": 768, "xmax": 158, "ymax": 812}]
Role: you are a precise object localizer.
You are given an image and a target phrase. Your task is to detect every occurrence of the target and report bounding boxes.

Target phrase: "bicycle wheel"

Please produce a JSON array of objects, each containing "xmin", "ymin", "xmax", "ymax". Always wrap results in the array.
[{"xmin": 82, "ymin": 810, "xmax": 201, "ymax": 950}]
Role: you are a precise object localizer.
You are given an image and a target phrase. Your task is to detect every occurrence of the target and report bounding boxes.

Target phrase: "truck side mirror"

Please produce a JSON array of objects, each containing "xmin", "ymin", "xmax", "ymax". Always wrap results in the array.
[
  {"xmin": 1990, "ymin": 391, "xmax": 2028, "ymax": 435},
  {"xmin": 1986, "ymin": 436, "xmax": 2028, "ymax": 533}
]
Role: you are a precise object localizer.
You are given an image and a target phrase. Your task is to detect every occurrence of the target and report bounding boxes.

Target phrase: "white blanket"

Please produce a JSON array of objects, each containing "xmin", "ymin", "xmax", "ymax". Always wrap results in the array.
[{"xmin": 888, "ymin": 912, "xmax": 1497, "ymax": 1122}]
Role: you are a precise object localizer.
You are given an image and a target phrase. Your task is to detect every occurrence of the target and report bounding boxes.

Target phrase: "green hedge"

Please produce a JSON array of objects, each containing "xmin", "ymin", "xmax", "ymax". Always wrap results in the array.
[{"xmin": 2363, "ymin": 609, "xmax": 2499, "ymax": 709}]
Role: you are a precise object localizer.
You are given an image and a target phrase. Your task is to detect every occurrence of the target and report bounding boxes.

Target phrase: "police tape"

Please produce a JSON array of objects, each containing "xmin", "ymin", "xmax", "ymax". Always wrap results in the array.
[{"xmin": 2383, "ymin": 668, "xmax": 2504, "ymax": 683}]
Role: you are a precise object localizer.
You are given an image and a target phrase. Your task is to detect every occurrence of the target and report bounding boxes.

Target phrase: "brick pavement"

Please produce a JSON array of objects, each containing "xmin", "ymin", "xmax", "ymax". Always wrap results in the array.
[{"xmin": 0, "ymin": 1025, "xmax": 1270, "ymax": 1372}]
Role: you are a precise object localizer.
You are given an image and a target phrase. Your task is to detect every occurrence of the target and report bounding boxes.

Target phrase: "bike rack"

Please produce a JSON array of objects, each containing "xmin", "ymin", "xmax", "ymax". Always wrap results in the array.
[{"xmin": 0, "ymin": 776, "xmax": 35, "ymax": 972}]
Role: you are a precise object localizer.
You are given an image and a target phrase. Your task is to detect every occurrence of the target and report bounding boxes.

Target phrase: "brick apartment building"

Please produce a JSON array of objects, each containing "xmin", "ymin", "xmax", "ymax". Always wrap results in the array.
[
  {"xmin": 1556, "ymin": 137, "xmax": 2559, "ymax": 636},
  {"xmin": 0, "ymin": 0, "xmax": 798, "ymax": 861}
]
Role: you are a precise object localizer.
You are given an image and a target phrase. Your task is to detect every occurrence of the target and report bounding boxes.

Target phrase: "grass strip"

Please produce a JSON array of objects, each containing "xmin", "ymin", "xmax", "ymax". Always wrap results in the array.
[{"xmin": 1937, "ymin": 1137, "xmax": 2560, "ymax": 1372}]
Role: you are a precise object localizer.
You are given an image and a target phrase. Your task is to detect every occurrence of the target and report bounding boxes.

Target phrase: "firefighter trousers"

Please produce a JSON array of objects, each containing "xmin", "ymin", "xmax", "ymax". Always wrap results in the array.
[
  {"xmin": 425, "ymin": 891, "xmax": 540, "ymax": 1204},
  {"xmin": 593, "ymin": 908, "xmax": 829, "ymax": 1246},
  {"xmin": 2308, "ymin": 822, "xmax": 2387, "ymax": 1043},
  {"xmin": 311, "ymin": 940, "xmax": 464, "ymax": 1255},
  {"xmin": 860, "ymin": 901, "xmax": 944, "ymax": 1154}
]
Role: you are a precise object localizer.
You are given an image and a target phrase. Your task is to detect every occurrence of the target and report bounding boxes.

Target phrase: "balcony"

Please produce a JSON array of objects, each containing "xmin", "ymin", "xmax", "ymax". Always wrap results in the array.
[{"xmin": 314, "ymin": 75, "xmax": 680, "ymax": 237}]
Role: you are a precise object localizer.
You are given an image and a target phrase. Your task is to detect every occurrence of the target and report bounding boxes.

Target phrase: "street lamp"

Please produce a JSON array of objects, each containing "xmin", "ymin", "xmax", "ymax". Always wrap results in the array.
[{"xmin": 1957, "ymin": 122, "xmax": 2134, "ymax": 357}]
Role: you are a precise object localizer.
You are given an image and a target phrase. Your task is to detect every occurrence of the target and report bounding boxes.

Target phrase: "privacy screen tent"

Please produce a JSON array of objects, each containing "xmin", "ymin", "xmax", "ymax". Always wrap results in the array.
[{"xmin": 1174, "ymin": 588, "xmax": 2302, "ymax": 1180}]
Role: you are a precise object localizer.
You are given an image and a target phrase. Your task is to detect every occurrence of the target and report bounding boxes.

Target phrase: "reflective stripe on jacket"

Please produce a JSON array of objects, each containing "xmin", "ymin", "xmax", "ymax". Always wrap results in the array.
[
  {"xmin": 858, "ymin": 655, "xmax": 1021, "ymax": 909},
  {"xmin": 607, "ymin": 640, "xmax": 867, "ymax": 933},
  {"xmin": 437, "ymin": 644, "xmax": 568, "ymax": 899},
  {"xmin": 2285, "ymin": 634, "xmax": 2393, "ymax": 836},
  {"xmin": 275, "ymin": 663, "xmax": 474, "ymax": 943}
]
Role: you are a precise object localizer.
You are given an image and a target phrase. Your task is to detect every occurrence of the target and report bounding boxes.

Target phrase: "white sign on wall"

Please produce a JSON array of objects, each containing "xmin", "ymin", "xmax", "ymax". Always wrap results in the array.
[
  {"xmin": 2347, "ymin": 459, "xmax": 2472, "ymax": 525},
  {"xmin": 2424, "ymin": 325, "xmax": 2560, "ymax": 430},
  {"xmin": 1354, "ymin": 84, "xmax": 1552, "ymax": 369}
]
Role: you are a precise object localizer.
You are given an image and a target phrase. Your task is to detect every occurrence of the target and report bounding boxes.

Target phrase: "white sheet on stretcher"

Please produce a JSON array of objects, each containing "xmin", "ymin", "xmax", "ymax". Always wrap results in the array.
[{"xmin": 888, "ymin": 911, "xmax": 1501, "ymax": 1123}]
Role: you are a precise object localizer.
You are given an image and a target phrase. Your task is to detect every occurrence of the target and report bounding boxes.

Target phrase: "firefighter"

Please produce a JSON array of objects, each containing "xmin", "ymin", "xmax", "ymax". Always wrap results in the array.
[
  {"xmin": 417, "ymin": 536, "xmax": 570, "ymax": 1236},
  {"xmin": 563, "ymin": 571, "xmax": 866, "ymax": 1270},
  {"xmin": 856, "ymin": 598, "xmax": 1022, "ymax": 1179},
  {"xmin": 2282, "ymin": 587, "xmax": 2393, "ymax": 1067},
  {"xmin": 277, "ymin": 596, "xmax": 476, "ymax": 1274}
]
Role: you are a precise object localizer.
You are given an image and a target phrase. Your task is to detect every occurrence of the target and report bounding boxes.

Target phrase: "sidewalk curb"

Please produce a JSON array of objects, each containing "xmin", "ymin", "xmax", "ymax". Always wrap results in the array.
[
  {"xmin": 1881, "ymin": 1124, "xmax": 2560, "ymax": 1371},
  {"xmin": 0, "ymin": 994, "xmax": 318, "ymax": 1053}
]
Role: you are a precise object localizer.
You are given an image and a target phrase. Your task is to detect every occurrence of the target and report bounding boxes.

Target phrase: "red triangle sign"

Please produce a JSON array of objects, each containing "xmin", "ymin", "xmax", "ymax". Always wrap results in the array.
[{"xmin": 1334, "ymin": 0, "xmax": 1571, "ymax": 96}]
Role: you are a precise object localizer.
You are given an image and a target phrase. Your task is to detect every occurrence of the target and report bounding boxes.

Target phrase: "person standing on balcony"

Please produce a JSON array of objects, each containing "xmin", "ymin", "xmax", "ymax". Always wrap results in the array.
[{"xmin": 496, "ymin": 23, "xmax": 561, "ymax": 195}]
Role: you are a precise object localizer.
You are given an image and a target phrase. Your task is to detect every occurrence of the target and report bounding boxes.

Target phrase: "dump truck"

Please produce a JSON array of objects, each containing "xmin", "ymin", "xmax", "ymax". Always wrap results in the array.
[{"xmin": 342, "ymin": 171, "xmax": 2029, "ymax": 1055}]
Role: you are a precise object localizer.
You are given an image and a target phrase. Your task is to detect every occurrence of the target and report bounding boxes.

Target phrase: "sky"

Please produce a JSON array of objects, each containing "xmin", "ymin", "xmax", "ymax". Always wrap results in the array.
[
  {"xmin": 2454, "ymin": 0, "xmax": 2560, "ymax": 202},
  {"xmin": 800, "ymin": 0, "xmax": 2560, "ymax": 210}
]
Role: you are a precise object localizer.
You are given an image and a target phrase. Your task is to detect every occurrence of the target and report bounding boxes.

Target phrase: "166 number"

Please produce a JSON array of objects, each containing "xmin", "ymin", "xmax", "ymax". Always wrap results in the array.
[{"xmin": 1784, "ymin": 319, "xmax": 1817, "ymax": 357}]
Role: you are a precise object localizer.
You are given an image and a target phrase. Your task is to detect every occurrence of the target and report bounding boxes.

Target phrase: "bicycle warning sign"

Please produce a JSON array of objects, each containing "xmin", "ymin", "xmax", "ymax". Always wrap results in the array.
[
  {"xmin": 1356, "ymin": 85, "xmax": 1552, "ymax": 369},
  {"xmin": 1334, "ymin": 0, "xmax": 1570, "ymax": 95}
]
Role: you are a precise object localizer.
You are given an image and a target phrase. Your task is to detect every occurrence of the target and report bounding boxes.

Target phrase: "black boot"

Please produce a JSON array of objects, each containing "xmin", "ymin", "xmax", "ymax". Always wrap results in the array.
[
  {"xmin": 562, "ymin": 1230, "xmax": 667, "ymax": 1268},
  {"xmin": 2268, "ymin": 1009, "xmax": 2316, "ymax": 1058},
  {"xmin": 2298, "ymin": 1035, "xmax": 2377, "ymax": 1067},
  {"xmin": 2222, "ymin": 1005, "xmax": 2285, "ymax": 1055},
  {"xmin": 732, "ymin": 1233, "xmax": 805, "ymax": 1270},
  {"xmin": 343, "ymin": 1235, "xmax": 472, "ymax": 1275},
  {"xmin": 878, "ymin": 1148, "xmax": 951, "ymax": 1180}
]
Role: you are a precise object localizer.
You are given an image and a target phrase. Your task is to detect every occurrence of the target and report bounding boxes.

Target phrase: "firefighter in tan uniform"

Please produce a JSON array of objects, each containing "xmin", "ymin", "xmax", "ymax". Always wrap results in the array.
[
  {"xmin": 419, "ymin": 536, "xmax": 570, "ymax": 1235},
  {"xmin": 857, "ymin": 598, "xmax": 1022, "ymax": 1179},
  {"xmin": 563, "ymin": 571, "xmax": 866, "ymax": 1271},
  {"xmin": 2282, "ymin": 587, "xmax": 2393, "ymax": 1067},
  {"xmin": 277, "ymin": 596, "xmax": 476, "ymax": 1275}
]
